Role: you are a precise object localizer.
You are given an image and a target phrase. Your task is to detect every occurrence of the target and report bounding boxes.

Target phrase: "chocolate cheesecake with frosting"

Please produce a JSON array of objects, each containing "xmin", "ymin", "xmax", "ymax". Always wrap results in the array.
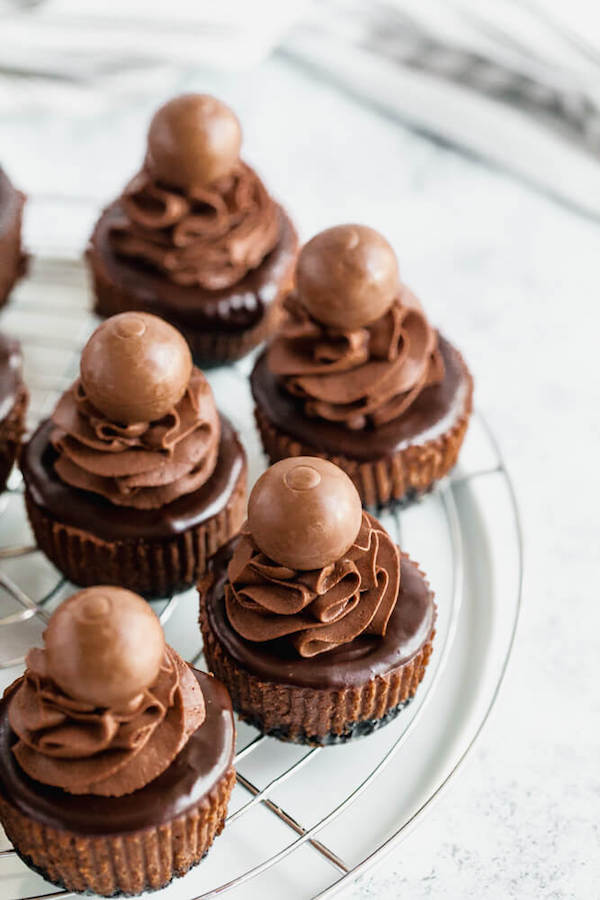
[
  {"xmin": 0, "ymin": 332, "xmax": 28, "ymax": 492},
  {"xmin": 88, "ymin": 93, "xmax": 298, "ymax": 365},
  {"xmin": 21, "ymin": 312, "xmax": 246, "ymax": 595},
  {"xmin": 0, "ymin": 586, "xmax": 235, "ymax": 895},
  {"xmin": 251, "ymin": 224, "xmax": 473, "ymax": 507},
  {"xmin": 0, "ymin": 167, "xmax": 26, "ymax": 308},
  {"xmin": 200, "ymin": 457, "xmax": 436, "ymax": 745}
]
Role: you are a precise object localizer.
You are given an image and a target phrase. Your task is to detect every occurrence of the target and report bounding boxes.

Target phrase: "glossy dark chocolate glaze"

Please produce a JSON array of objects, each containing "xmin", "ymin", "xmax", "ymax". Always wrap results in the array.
[
  {"xmin": 0, "ymin": 332, "xmax": 22, "ymax": 422},
  {"xmin": 90, "ymin": 203, "xmax": 297, "ymax": 333},
  {"xmin": 21, "ymin": 415, "xmax": 246, "ymax": 542},
  {"xmin": 251, "ymin": 335, "xmax": 471, "ymax": 462},
  {"xmin": 204, "ymin": 539, "xmax": 435, "ymax": 689},
  {"xmin": 243, "ymin": 697, "xmax": 413, "ymax": 745},
  {"xmin": 0, "ymin": 670, "xmax": 234, "ymax": 835}
]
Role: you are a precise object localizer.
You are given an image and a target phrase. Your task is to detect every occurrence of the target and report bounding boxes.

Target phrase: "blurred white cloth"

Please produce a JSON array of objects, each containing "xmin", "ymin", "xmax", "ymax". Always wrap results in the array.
[
  {"xmin": 1, "ymin": 0, "xmax": 599, "ymax": 217},
  {"xmin": 284, "ymin": 0, "xmax": 600, "ymax": 218},
  {"xmin": 0, "ymin": 0, "xmax": 308, "ymax": 73}
]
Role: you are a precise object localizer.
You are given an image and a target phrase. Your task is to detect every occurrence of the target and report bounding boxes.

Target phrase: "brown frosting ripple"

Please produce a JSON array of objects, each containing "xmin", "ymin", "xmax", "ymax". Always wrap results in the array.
[
  {"xmin": 267, "ymin": 285, "xmax": 444, "ymax": 430},
  {"xmin": 109, "ymin": 162, "xmax": 280, "ymax": 291},
  {"xmin": 8, "ymin": 645, "xmax": 205, "ymax": 797},
  {"xmin": 50, "ymin": 368, "xmax": 220, "ymax": 509},
  {"xmin": 225, "ymin": 511, "xmax": 400, "ymax": 658}
]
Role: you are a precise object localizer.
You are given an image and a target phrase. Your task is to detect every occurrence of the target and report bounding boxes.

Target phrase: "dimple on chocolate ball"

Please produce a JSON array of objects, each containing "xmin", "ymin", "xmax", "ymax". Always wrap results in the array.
[
  {"xmin": 247, "ymin": 457, "xmax": 363, "ymax": 570},
  {"xmin": 146, "ymin": 93, "xmax": 242, "ymax": 190},
  {"xmin": 44, "ymin": 586, "xmax": 165, "ymax": 708},
  {"xmin": 297, "ymin": 224, "xmax": 399, "ymax": 330},
  {"xmin": 80, "ymin": 312, "xmax": 192, "ymax": 424}
]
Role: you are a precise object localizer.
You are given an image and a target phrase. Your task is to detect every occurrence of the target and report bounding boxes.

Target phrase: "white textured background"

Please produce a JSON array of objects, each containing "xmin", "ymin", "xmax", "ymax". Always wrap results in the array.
[{"xmin": 0, "ymin": 29, "xmax": 598, "ymax": 900}]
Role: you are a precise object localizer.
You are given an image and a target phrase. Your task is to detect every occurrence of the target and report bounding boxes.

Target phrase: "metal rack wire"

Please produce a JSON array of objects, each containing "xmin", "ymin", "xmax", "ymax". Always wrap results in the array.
[{"xmin": 0, "ymin": 257, "xmax": 523, "ymax": 900}]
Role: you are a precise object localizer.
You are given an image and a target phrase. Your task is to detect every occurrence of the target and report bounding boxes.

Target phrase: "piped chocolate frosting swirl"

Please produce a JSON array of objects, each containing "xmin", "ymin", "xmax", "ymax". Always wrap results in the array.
[
  {"xmin": 8, "ymin": 587, "xmax": 205, "ymax": 797},
  {"xmin": 108, "ymin": 94, "xmax": 279, "ymax": 290},
  {"xmin": 49, "ymin": 313, "xmax": 220, "ymax": 509},
  {"xmin": 267, "ymin": 225, "xmax": 444, "ymax": 430},
  {"xmin": 226, "ymin": 511, "xmax": 399, "ymax": 658},
  {"xmin": 224, "ymin": 458, "xmax": 401, "ymax": 658}
]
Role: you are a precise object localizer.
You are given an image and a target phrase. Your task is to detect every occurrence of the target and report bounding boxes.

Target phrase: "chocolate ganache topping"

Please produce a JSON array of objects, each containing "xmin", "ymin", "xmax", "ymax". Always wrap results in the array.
[
  {"xmin": 49, "ymin": 313, "xmax": 220, "ymax": 509},
  {"xmin": 267, "ymin": 225, "xmax": 444, "ymax": 430},
  {"xmin": 108, "ymin": 94, "xmax": 280, "ymax": 291},
  {"xmin": 225, "ymin": 458, "xmax": 400, "ymax": 657},
  {"xmin": 8, "ymin": 587, "xmax": 205, "ymax": 797}
]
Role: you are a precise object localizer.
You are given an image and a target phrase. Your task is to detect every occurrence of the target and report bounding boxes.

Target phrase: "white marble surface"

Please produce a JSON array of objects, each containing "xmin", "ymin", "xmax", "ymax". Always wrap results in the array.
[{"xmin": 0, "ymin": 48, "xmax": 598, "ymax": 900}]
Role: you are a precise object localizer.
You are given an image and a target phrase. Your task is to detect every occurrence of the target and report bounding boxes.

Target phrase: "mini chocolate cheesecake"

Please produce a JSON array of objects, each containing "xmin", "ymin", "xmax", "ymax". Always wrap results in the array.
[
  {"xmin": 88, "ymin": 94, "xmax": 298, "ymax": 365},
  {"xmin": 251, "ymin": 225, "xmax": 473, "ymax": 508},
  {"xmin": 0, "ymin": 332, "xmax": 28, "ymax": 491},
  {"xmin": 21, "ymin": 313, "xmax": 246, "ymax": 596},
  {"xmin": 0, "ymin": 167, "xmax": 26, "ymax": 309},
  {"xmin": 0, "ymin": 586, "xmax": 235, "ymax": 896},
  {"xmin": 200, "ymin": 457, "xmax": 435, "ymax": 745}
]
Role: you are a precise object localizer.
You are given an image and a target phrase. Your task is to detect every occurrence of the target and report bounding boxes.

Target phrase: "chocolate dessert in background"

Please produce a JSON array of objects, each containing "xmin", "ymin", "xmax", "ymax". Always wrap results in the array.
[
  {"xmin": 251, "ymin": 223, "xmax": 473, "ymax": 508},
  {"xmin": 200, "ymin": 456, "xmax": 436, "ymax": 745},
  {"xmin": 21, "ymin": 311, "xmax": 247, "ymax": 596},
  {"xmin": 88, "ymin": 93, "xmax": 298, "ymax": 365},
  {"xmin": 0, "ymin": 585, "xmax": 235, "ymax": 896},
  {"xmin": 0, "ymin": 167, "xmax": 26, "ymax": 309},
  {"xmin": 0, "ymin": 332, "xmax": 28, "ymax": 492}
]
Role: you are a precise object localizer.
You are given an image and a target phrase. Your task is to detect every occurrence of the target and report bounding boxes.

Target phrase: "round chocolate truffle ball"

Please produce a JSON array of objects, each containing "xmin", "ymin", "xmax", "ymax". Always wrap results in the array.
[
  {"xmin": 146, "ymin": 93, "xmax": 242, "ymax": 190},
  {"xmin": 44, "ymin": 587, "xmax": 165, "ymax": 708},
  {"xmin": 247, "ymin": 457, "xmax": 363, "ymax": 570},
  {"xmin": 80, "ymin": 312, "xmax": 192, "ymax": 424},
  {"xmin": 297, "ymin": 224, "xmax": 399, "ymax": 330}
]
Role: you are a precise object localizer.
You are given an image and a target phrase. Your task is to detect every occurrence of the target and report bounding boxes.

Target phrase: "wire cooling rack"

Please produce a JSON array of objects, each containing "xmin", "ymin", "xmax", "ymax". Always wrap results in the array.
[{"xmin": 0, "ymin": 256, "xmax": 523, "ymax": 900}]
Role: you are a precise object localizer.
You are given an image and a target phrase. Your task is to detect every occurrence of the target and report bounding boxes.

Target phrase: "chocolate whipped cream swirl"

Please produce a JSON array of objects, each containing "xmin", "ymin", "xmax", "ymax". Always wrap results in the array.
[
  {"xmin": 50, "ymin": 369, "xmax": 220, "ymax": 509},
  {"xmin": 109, "ymin": 162, "xmax": 280, "ymax": 290},
  {"xmin": 8, "ymin": 645, "xmax": 204, "ymax": 796},
  {"xmin": 226, "ymin": 512, "xmax": 400, "ymax": 657},
  {"xmin": 267, "ymin": 286, "xmax": 444, "ymax": 430}
]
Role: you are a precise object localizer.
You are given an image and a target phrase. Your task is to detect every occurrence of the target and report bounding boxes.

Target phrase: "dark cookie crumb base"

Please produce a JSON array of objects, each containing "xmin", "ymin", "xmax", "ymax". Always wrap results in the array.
[
  {"xmin": 368, "ymin": 487, "xmax": 424, "ymax": 516},
  {"xmin": 9, "ymin": 843, "xmax": 208, "ymax": 897},
  {"xmin": 238, "ymin": 696, "xmax": 414, "ymax": 746}
]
